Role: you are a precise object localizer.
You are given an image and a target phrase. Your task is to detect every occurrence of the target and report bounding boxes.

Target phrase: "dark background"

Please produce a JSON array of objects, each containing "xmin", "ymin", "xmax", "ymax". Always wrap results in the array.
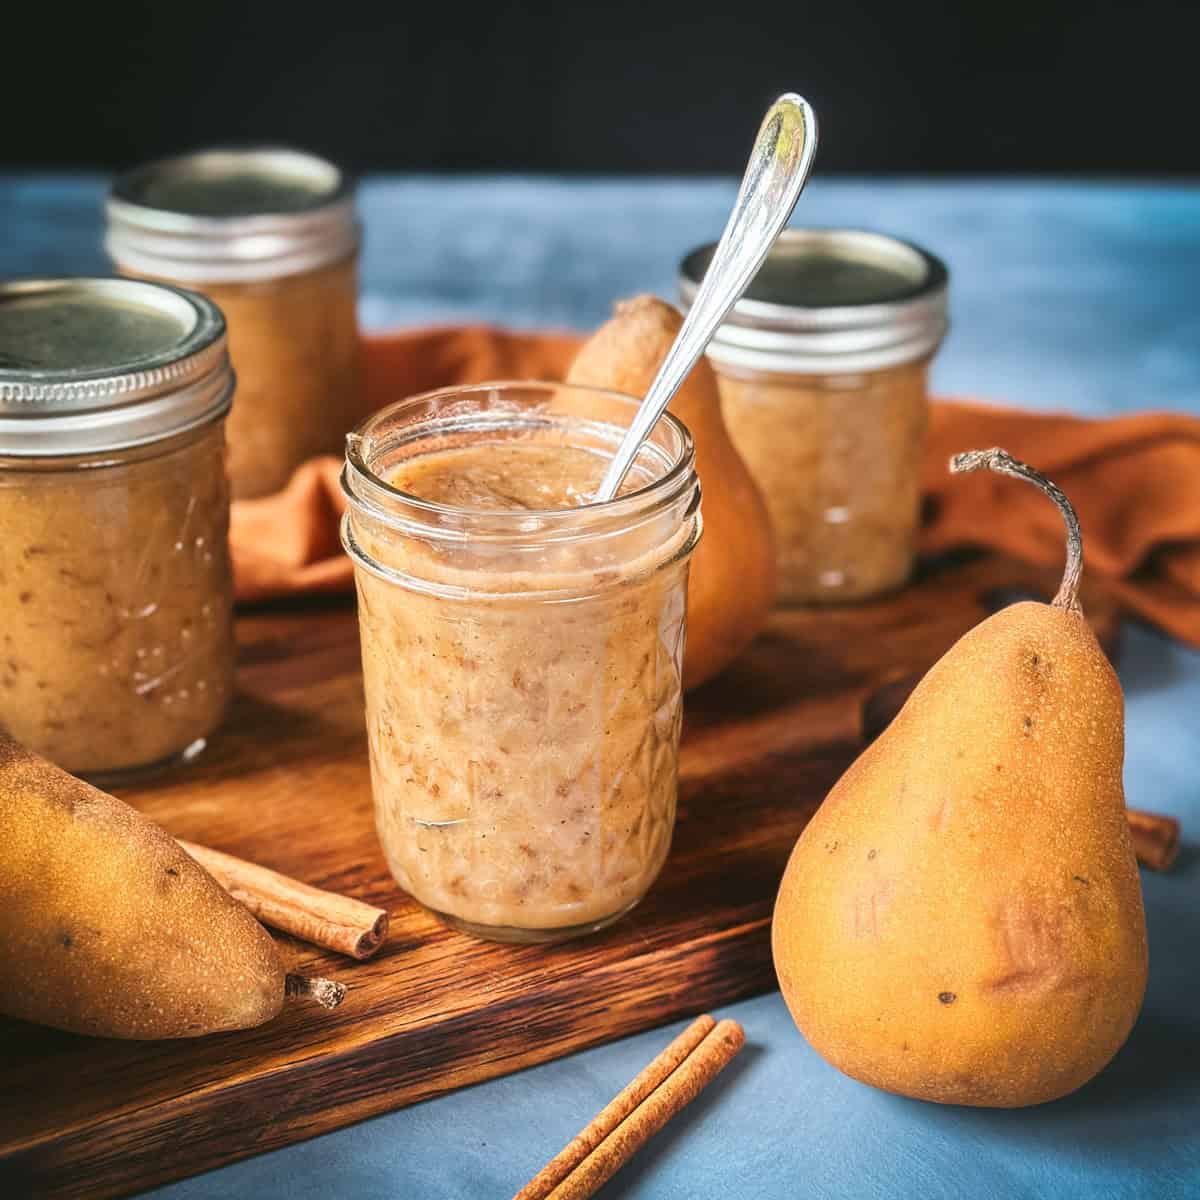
[{"xmin": 5, "ymin": 0, "xmax": 1195, "ymax": 175}]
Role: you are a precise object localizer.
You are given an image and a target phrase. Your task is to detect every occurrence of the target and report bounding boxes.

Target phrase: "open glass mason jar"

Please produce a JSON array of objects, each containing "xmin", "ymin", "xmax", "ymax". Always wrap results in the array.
[
  {"xmin": 341, "ymin": 382, "xmax": 702, "ymax": 943},
  {"xmin": 0, "ymin": 278, "xmax": 236, "ymax": 781},
  {"xmin": 107, "ymin": 147, "xmax": 361, "ymax": 499},
  {"xmin": 682, "ymin": 229, "xmax": 949, "ymax": 604}
]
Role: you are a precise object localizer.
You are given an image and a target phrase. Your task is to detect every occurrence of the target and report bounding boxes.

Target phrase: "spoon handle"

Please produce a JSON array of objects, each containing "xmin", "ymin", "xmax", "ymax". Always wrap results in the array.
[{"xmin": 594, "ymin": 93, "xmax": 819, "ymax": 502}]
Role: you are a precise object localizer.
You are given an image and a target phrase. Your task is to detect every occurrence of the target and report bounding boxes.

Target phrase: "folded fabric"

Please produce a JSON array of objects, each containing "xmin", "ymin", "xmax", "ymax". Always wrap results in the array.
[
  {"xmin": 924, "ymin": 404, "xmax": 1200, "ymax": 645},
  {"xmin": 231, "ymin": 327, "xmax": 577, "ymax": 601},
  {"xmin": 230, "ymin": 326, "xmax": 1200, "ymax": 648}
]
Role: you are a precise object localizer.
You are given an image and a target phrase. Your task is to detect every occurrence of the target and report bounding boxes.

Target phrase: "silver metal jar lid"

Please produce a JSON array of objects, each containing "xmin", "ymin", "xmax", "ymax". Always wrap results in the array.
[
  {"xmin": 106, "ymin": 147, "xmax": 360, "ymax": 284},
  {"xmin": 680, "ymin": 229, "xmax": 949, "ymax": 375},
  {"xmin": 0, "ymin": 278, "xmax": 234, "ymax": 457}
]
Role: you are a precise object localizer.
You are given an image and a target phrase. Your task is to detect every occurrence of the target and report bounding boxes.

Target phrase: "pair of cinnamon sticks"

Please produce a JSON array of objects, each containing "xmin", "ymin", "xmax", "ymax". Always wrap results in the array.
[{"xmin": 515, "ymin": 1015, "xmax": 745, "ymax": 1200}]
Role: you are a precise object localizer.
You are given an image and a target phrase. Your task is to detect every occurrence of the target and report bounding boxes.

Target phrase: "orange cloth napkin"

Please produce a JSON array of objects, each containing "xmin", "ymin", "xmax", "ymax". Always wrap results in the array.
[
  {"xmin": 231, "ymin": 327, "xmax": 578, "ymax": 600},
  {"xmin": 231, "ymin": 327, "xmax": 1200, "ymax": 647}
]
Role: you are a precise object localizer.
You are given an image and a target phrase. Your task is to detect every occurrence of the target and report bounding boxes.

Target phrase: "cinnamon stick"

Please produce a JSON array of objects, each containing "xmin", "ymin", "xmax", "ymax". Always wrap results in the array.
[
  {"xmin": 179, "ymin": 840, "xmax": 389, "ymax": 959},
  {"xmin": 516, "ymin": 1016, "xmax": 745, "ymax": 1200},
  {"xmin": 1127, "ymin": 807, "xmax": 1181, "ymax": 871}
]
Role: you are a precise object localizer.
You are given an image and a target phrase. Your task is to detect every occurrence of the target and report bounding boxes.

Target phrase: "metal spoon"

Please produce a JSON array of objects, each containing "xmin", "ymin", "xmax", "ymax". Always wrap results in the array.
[{"xmin": 594, "ymin": 93, "xmax": 819, "ymax": 502}]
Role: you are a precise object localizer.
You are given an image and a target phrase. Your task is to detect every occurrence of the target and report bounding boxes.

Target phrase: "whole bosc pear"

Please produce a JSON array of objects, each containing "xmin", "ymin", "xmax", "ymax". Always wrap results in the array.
[
  {"xmin": 567, "ymin": 295, "xmax": 777, "ymax": 690},
  {"xmin": 0, "ymin": 730, "xmax": 342, "ymax": 1038},
  {"xmin": 772, "ymin": 448, "xmax": 1147, "ymax": 1107}
]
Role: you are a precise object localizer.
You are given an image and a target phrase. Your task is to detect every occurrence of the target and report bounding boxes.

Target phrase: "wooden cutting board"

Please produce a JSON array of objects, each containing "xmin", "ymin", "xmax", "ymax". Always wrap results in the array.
[{"xmin": 0, "ymin": 554, "xmax": 1120, "ymax": 1199}]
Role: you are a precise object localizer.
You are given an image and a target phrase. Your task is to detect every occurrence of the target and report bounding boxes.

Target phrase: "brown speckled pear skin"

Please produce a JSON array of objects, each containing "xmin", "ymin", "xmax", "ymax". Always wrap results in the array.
[
  {"xmin": 772, "ymin": 450, "xmax": 1148, "ymax": 1108},
  {"xmin": 0, "ymin": 731, "xmax": 285, "ymax": 1038},
  {"xmin": 567, "ymin": 295, "xmax": 777, "ymax": 690}
]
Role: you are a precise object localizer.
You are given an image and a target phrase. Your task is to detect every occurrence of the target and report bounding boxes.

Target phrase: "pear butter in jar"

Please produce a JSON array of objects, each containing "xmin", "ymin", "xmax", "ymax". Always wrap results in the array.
[
  {"xmin": 107, "ymin": 147, "xmax": 361, "ymax": 498},
  {"xmin": 681, "ymin": 230, "xmax": 949, "ymax": 604},
  {"xmin": 342, "ymin": 383, "xmax": 702, "ymax": 943},
  {"xmin": 0, "ymin": 278, "xmax": 236, "ymax": 781}
]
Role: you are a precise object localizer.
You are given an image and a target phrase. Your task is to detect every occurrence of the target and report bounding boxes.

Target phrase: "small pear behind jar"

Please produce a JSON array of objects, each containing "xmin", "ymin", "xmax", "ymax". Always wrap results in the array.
[
  {"xmin": 567, "ymin": 295, "xmax": 777, "ymax": 690},
  {"xmin": 772, "ymin": 448, "xmax": 1147, "ymax": 1107}
]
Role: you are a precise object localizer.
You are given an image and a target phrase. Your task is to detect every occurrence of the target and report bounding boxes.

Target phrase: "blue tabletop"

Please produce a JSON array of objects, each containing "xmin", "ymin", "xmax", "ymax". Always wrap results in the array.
[{"xmin": 3, "ymin": 176, "xmax": 1199, "ymax": 1199}]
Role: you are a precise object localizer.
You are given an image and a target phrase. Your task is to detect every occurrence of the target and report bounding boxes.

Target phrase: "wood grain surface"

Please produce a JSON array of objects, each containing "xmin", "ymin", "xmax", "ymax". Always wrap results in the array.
[{"xmin": 0, "ymin": 554, "xmax": 1121, "ymax": 1199}]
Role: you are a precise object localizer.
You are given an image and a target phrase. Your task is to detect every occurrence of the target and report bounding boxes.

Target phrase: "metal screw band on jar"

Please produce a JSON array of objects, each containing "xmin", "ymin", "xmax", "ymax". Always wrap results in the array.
[
  {"xmin": 680, "ymin": 228, "xmax": 949, "ymax": 376},
  {"xmin": 105, "ymin": 147, "xmax": 360, "ymax": 284},
  {"xmin": 0, "ymin": 278, "xmax": 234, "ymax": 457}
]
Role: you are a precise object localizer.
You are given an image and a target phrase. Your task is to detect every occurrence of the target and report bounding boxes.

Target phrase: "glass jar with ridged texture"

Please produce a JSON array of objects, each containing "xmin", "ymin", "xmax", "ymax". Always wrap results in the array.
[
  {"xmin": 0, "ymin": 278, "xmax": 236, "ymax": 782},
  {"xmin": 106, "ymin": 147, "xmax": 361, "ymax": 499},
  {"xmin": 341, "ymin": 382, "xmax": 702, "ymax": 943},
  {"xmin": 682, "ymin": 229, "xmax": 948, "ymax": 605}
]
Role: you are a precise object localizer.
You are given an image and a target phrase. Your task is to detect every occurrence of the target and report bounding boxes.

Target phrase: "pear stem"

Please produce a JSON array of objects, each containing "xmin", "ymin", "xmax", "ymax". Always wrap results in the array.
[
  {"xmin": 950, "ymin": 447, "xmax": 1083, "ymax": 613},
  {"xmin": 285, "ymin": 973, "xmax": 346, "ymax": 1009}
]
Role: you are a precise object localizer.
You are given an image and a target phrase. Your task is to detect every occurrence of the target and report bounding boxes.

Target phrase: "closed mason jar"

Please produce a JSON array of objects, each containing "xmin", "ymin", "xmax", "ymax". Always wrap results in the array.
[
  {"xmin": 0, "ymin": 278, "xmax": 236, "ymax": 782},
  {"xmin": 106, "ymin": 147, "xmax": 361, "ymax": 499},
  {"xmin": 682, "ymin": 230, "xmax": 949, "ymax": 604},
  {"xmin": 341, "ymin": 382, "xmax": 702, "ymax": 943}
]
